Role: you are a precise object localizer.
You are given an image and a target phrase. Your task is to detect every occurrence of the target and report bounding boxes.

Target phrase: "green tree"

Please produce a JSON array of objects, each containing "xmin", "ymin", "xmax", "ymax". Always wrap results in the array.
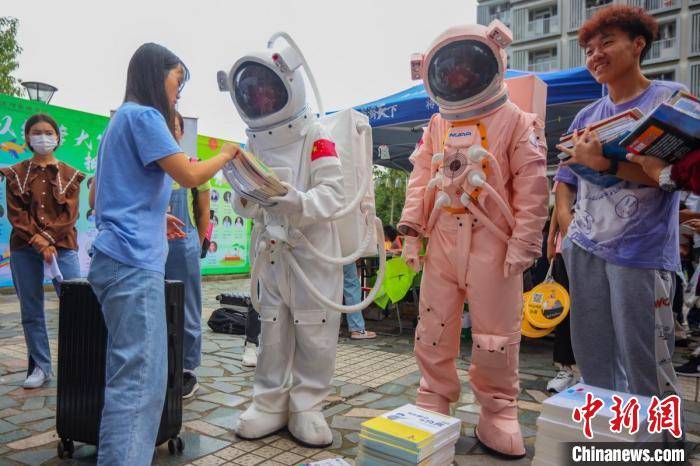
[
  {"xmin": 373, "ymin": 166, "xmax": 409, "ymax": 227},
  {"xmin": 0, "ymin": 17, "xmax": 22, "ymax": 96}
]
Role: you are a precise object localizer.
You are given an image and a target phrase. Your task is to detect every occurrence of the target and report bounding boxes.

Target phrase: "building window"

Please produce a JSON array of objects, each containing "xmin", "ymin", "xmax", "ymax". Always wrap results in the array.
[
  {"xmin": 628, "ymin": 0, "xmax": 679, "ymax": 11},
  {"xmin": 691, "ymin": 64, "xmax": 700, "ymax": 97},
  {"xmin": 646, "ymin": 21, "xmax": 678, "ymax": 62},
  {"xmin": 647, "ymin": 0, "xmax": 679, "ymax": 11},
  {"xmin": 692, "ymin": 12, "xmax": 700, "ymax": 56},
  {"xmin": 527, "ymin": 5, "xmax": 558, "ymax": 36},
  {"xmin": 585, "ymin": 0, "xmax": 612, "ymax": 19},
  {"xmin": 569, "ymin": 38, "xmax": 585, "ymax": 68},
  {"xmin": 489, "ymin": 2, "xmax": 511, "ymax": 27},
  {"xmin": 528, "ymin": 47, "xmax": 559, "ymax": 72},
  {"xmin": 644, "ymin": 70, "xmax": 675, "ymax": 82}
]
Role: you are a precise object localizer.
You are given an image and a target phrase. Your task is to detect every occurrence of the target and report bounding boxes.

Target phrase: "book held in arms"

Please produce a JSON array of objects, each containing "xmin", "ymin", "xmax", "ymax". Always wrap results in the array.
[
  {"xmin": 620, "ymin": 90, "xmax": 699, "ymax": 163},
  {"xmin": 532, "ymin": 383, "xmax": 662, "ymax": 466},
  {"xmin": 222, "ymin": 149, "xmax": 288, "ymax": 207},
  {"xmin": 358, "ymin": 404, "xmax": 461, "ymax": 465},
  {"xmin": 557, "ymin": 108, "xmax": 644, "ymax": 162}
]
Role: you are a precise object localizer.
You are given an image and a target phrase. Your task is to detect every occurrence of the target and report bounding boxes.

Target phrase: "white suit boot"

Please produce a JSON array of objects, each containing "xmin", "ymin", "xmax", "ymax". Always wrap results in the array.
[
  {"xmin": 288, "ymin": 411, "xmax": 333, "ymax": 447},
  {"xmin": 235, "ymin": 404, "xmax": 287, "ymax": 440}
]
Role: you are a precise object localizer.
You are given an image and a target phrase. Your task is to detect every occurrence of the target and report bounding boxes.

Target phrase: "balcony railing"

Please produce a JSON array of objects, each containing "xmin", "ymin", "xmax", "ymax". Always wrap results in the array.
[
  {"xmin": 585, "ymin": 4, "xmax": 611, "ymax": 19},
  {"xmin": 527, "ymin": 58, "xmax": 559, "ymax": 72},
  {"xmin": 490, "ymin": 11, "xmax": 511, "ymax": 26},
  {"xmin": 627, "ymin": 0, "xmax": 679, "ymax": 12},
  {"xmin": 646, "ymin": 38, "xmax": 679, "ymax": 62},
  {"xmin": 524, "ymin": 15, "xmax": 560, "ymax": 39}
]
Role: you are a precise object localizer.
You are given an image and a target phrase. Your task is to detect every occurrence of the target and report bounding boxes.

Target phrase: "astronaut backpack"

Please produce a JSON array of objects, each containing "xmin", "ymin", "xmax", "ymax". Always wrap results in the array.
[{"xmin": 317, "ymin": 109, "xmax": 377, "ymax": 258}]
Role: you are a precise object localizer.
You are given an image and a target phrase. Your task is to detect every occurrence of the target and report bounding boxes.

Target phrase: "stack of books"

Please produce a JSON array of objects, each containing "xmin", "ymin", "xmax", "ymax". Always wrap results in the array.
[
  {"xmin": 532, "ymin": 383, "xmax": 662, "ymax": 466},
  {"xmin": 558, "ymin": 90, "xmax": 699, "ymax": 164},
  {"xmin": 621, "ymin": 90, "xmax": 699, "ymax": 163},
  {"xmin": 358, "ymin": 404, "xmax": 461, "ymax": 465},
  {"xmin": 557, "ymin": 108, "xmax": 644, "ymax": 162},
  {"xmin": 298, "ymin": 459, "xmax": 351, "ymax": 466},
  {"xmin": 222, "ymin": 150, "xmax": 287, "ymax": 206}
]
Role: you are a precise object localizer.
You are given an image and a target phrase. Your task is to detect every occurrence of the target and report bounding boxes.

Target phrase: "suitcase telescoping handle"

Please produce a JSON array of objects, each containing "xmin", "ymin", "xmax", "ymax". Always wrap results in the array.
[{"xmin": 167, "ymin": 301, "xmax": 176, "ymax": 389}]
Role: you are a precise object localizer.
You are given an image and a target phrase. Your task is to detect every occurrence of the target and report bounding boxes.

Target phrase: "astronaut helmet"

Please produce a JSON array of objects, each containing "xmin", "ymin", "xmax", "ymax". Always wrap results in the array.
[
  {"xmin": 219, "ymin": 48, "xmax": 307, "ymax": 130},
  {"xmin": 410, "ymin": 20, "xmax": 512, "ymax": 120}
]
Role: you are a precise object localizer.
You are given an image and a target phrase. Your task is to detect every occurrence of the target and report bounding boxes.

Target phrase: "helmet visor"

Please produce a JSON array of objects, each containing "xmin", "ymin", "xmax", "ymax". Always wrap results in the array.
[
  {"xmin": 233, "ymin": 62, "xmax": 288, "ymax": 119},
  {"xmin": 427, "ymin": 40, "xmax": 499, "ymax": 103}
]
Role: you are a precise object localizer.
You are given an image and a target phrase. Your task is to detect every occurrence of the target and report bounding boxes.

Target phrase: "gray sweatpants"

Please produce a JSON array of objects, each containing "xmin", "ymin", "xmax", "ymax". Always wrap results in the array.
[{"xmin": 562, "ymin": 241, "xmax": 678, "ymax": 398}]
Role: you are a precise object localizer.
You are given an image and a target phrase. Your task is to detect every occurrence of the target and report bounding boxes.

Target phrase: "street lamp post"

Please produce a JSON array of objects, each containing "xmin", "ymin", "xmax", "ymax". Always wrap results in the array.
[{"xmin": 21, "ymin": 81, "xmax": 58, "ymax": 104}]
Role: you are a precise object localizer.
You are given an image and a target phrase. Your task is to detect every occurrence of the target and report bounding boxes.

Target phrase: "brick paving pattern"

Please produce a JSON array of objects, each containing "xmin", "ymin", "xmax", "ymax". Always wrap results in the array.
[{"xmin": 0, "ymin": 278, "xmax": 699, "ymax": 465}]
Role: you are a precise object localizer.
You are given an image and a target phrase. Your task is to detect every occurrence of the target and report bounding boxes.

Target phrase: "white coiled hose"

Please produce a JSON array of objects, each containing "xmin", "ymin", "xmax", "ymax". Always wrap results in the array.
[
  {"xmin": 285, "ymin": 217, "xmax": 387, "ymax": 313},
  {"xmin": 293, "ymin": 209, "xmax": 375, "ymax": 265},
  {"xmin": 249, "ymin": 217, "xmax": 387, "ymax": 314}
]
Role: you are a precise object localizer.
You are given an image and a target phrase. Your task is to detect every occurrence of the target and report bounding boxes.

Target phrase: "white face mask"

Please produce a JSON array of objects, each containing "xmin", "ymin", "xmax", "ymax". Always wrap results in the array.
[{"xmin": 29, "ymin": 135, "xmax": 58, "ymax": 156}]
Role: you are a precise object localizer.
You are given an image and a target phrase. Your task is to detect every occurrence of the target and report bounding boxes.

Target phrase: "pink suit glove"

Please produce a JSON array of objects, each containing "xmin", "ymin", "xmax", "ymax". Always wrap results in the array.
[
  {"xmin": 402, "ymin": 235, "xmax": 422, "ymax": 273},
  {"xmin": 504, "ymin": 238, "xmax": 538, "ymax": 278}
]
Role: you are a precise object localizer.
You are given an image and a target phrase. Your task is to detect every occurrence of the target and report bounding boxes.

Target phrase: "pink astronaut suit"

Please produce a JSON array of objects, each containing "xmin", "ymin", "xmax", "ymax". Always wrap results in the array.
[{"xmin": 398, "ymin": 20, "xmax": 549, "ymax": 458}]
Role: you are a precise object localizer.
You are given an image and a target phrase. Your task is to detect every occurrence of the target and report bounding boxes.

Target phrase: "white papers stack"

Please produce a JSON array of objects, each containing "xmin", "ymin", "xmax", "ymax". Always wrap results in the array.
[
  {"xmin": 358, "ymin": 404, "xmax": 461, "ymax": 465},
  {"xmin": 532, "ymin": 383, "xmax": 661, "ymax": 466},
  {"xmin": 222, "ymin": 150, "xmax": 287, "ymax": 207},
  {"xmin": 299, "ymin": 459, "xmax": 351, "ymax": 466}
]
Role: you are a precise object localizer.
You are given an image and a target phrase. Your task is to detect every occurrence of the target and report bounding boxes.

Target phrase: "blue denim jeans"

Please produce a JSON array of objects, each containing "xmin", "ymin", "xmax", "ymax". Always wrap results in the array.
[
  {"xmin": 343, "ymin": 263, "xmax": 366, "ymax": 332},
  {"xmin": 165, "ymin": 187, "xmax": 202, "ymax": 371},
  {"xmin": 10, "ymin": 247, "xmax": 82, "ymax": 376},
  {"xmin": 88, "ymin": 250, "xmax": 167, "ymax": 466}
]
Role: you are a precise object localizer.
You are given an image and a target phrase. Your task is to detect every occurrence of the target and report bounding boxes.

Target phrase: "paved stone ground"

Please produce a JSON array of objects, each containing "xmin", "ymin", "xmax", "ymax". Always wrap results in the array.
[{"xmin": 0, "ymin": 278, "xmax": 699, "ymax": 465}]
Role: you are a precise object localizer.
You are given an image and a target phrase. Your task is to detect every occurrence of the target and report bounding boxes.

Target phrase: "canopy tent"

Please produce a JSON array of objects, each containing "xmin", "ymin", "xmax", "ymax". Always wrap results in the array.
[{"xmin": 354, "ymin": 67, "xmax": 603, "ymax": 171}]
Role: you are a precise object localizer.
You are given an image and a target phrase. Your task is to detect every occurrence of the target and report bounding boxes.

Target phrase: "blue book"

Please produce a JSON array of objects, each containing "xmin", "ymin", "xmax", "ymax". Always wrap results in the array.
[{"xmin": 619, "ymin": 91, "xmax": 700, "ymax": 163}]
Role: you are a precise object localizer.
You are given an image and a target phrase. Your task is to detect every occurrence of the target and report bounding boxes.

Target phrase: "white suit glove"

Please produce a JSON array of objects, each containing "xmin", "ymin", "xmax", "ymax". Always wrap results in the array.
[
  {"xmin": 402, "ymin": 235, "xmax": 422, "ymax": 273},
  {"xmin": 267, "ymin": 182, "xmax": 303, "ymax": 215}
]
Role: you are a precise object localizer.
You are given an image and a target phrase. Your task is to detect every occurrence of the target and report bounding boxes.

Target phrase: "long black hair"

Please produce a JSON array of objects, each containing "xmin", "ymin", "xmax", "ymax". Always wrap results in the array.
[{"xmin": 124, "ymin": 43, "xmax": 189, "ymax": 136}]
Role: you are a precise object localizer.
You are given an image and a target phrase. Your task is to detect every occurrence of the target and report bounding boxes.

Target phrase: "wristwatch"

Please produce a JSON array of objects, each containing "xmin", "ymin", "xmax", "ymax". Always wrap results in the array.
[
  {"xmin": 658, "ymin": 165, "xmax": 677, "ymax": 192},
  {"xmin": 600, "ymin": 158, "xmax": 619, "ymax": 176}
]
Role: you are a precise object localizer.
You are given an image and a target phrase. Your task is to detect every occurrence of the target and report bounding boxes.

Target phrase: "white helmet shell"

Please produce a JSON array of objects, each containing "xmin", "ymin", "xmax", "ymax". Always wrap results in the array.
[{"xmin": 223, "ymin": 50, "xmax": 306, "ymax": 130}]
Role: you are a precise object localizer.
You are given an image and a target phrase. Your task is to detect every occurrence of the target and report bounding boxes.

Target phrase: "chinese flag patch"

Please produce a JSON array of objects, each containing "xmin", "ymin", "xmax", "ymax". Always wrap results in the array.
[{"xmin": 311, "ymin": 139, "xmax": 338, "ymax": 162}]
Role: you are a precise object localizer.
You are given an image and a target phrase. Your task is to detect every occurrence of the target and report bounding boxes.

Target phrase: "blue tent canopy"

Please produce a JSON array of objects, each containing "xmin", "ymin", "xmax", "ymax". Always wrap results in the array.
[{"xmin": 354, "ymin": 67, "xmax": 602, "ymax": 169}]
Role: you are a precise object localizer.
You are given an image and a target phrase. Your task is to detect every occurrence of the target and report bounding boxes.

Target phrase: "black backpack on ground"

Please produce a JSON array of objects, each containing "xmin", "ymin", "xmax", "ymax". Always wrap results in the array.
[
  {"xmin": 207, "ymin": 292, "xmax": 252, "ymax": 335},
  {"xmin": 207, "ymin": 308, "xmax": 247, "ymax": 335}
]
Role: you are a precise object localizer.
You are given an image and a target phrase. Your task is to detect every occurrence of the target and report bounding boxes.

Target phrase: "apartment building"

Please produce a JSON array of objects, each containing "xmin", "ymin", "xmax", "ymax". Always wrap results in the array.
[{"xmin": 477, "ymin": 0, "xmax": 700, "ymax": 95}]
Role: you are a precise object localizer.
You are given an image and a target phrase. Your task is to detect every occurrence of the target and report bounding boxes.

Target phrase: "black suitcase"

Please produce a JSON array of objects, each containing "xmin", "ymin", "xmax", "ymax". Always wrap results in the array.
[{"xmin": 56, "ymin": 279, "xmax": 185, "ymax": 459}]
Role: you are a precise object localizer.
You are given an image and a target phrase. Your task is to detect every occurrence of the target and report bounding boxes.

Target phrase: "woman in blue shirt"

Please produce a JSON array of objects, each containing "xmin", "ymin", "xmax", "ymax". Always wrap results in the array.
[{"xmin": 89, "ymin": 43, "xmax": 240, "ymax": 466}]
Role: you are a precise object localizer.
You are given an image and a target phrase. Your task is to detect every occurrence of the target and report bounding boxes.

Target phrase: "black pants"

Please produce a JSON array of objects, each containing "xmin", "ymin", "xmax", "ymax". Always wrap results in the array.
[
  {"xmin": 552, "ymin": 253, "xmax": 576, "ymax": 366},
  {"xmin": 246, "ymin": 308, "xmax": 261, "ymax": 346},
  {"xmin": 673, "ymin": 273, "xmax": 684, "ymax": 326}
]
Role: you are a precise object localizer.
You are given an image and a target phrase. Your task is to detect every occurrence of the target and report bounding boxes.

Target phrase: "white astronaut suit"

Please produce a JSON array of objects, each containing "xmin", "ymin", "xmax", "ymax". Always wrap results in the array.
[{"xmin": 219, "ymin": 43, "xmax": 345, "ymax": 447}]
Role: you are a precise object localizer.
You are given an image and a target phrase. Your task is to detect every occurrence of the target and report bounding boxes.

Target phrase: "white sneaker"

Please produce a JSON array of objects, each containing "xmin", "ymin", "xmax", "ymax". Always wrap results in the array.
[
  {"xmin": 242, "ymin": 342, "xmax": 258, "ymax": 367},
  {"xmin": 23, "ymin": 367, "xmax": 49, "ymax": 389},
  {"xmin": 547, "ymin": 367, "xmax": 576, "ymax": 393}
]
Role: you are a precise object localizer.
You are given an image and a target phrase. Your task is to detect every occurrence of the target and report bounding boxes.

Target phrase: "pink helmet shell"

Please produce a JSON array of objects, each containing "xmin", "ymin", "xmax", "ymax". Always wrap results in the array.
[{"xmin": 412, "ymin": 20, "xmax": 512, "ymax": 120}]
